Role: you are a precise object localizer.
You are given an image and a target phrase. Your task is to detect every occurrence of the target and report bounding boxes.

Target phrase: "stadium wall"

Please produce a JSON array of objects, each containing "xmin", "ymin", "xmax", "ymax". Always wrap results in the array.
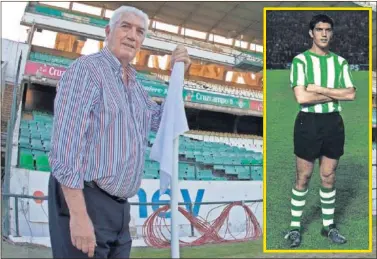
[{"xmin": 8, "ymin": 167, "xmax": 263, "ymax": 242}]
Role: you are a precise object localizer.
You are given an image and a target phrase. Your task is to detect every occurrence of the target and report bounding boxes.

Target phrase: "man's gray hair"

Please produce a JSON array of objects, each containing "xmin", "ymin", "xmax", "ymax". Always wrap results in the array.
[{"xmin": 108, "ymin": 6, "xmax": 150, "ymax": 33}]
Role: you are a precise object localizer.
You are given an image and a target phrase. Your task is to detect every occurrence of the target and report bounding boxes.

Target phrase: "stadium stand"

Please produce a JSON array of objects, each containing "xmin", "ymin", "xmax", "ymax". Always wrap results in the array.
[
  {"xmin": 29, "ymin": 51, "xmax": 262, "ymax": 100},
  {"xmin": 17, "ymin": 111, "xmax": 263, "ymax": 181},
  {"xmin": 185, "ymin": 80, "xmax": 262, "ymax": 100},
  {"xmin": 266, "ymin": 11, "xmax": 369, "ymax": 69}
]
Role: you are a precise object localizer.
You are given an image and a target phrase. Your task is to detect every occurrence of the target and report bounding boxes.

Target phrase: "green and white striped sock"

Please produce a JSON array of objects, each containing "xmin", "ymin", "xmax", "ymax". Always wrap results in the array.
[
  {"xmin": 320, "ymin": 186, "xmax": 336, "ymax": 230},
  {"xmin": 290, "ymin": 187, "xmax": 308, "ymax": 230}
]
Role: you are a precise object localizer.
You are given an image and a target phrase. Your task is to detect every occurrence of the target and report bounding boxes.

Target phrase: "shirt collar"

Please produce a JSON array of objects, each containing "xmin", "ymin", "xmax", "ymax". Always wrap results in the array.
[{"xmin": 101, "ymin": 46, "xmax": 137, "ymax": 80}]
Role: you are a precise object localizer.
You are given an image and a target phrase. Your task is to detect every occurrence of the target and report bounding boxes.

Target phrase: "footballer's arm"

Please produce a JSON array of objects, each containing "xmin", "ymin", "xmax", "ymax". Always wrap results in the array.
[
  {"xmin": 306, "ymin": 84, "xmax": 356, "ymax": 101},
  {"xmin": 293, "ymin": 85, "xmax": 333, "ymax": 105}
]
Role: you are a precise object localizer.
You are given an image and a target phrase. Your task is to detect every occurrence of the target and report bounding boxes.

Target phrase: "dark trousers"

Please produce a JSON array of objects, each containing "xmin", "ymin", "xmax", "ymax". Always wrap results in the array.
[{"xmin": 48, "ymin": 175, "xmax": 132, "ymax": 258}]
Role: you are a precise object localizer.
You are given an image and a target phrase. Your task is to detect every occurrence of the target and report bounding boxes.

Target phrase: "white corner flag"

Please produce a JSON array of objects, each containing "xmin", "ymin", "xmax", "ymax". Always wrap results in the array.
[{"xmin": 149, "ymin": 61, "xmax": 189, "ymax": 195}]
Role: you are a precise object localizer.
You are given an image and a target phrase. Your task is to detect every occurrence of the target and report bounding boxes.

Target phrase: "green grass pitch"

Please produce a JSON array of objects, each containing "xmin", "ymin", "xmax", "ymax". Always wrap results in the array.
[{"xmin": 265, "ymin": 70, "xmax": 371, "ymax": 250}]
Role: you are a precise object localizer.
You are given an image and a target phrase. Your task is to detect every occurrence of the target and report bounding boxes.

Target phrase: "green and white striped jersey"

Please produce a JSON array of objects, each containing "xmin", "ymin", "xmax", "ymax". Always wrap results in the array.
[{"xmin": 290, "ymin": 50, "xmax": 355, "ymax": 113}]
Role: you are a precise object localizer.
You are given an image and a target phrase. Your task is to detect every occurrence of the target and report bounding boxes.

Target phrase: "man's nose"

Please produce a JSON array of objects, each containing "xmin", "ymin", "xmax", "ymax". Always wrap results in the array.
[{"xmin": 127, "ymin": 27, "xmax": 136, "ymax": 41}]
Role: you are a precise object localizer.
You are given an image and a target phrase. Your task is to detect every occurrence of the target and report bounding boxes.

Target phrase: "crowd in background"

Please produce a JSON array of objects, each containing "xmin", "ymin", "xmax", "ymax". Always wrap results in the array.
[{"xmin": 266, "ymin": 11, "xmax": 369, "ymax": 69}]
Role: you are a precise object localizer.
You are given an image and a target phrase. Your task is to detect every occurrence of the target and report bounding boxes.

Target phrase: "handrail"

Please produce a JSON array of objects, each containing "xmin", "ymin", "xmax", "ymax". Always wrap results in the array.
[
  {"xmin": 1, "ymin": 193, "xmax": 262, "ymax": 237},
  {"xmin": 1, "ymin": 61, "xmax": 8, "ymax": 102}
]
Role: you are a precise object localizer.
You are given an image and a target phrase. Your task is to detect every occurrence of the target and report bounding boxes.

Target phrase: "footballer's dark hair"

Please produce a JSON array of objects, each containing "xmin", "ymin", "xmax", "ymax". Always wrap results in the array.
[{"xmin": 309, "ymin": 14, "xmax": 334, "ymax": 30}]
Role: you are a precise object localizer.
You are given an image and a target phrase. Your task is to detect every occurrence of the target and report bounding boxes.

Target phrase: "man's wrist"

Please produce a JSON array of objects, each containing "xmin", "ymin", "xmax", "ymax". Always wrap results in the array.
[{"xmin": 70, "ymin": 209, "xmax": 89, "ymax": 217}]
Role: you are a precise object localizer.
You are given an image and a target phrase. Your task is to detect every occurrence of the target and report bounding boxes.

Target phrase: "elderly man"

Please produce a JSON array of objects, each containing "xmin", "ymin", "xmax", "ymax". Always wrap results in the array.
[{"xmin": 48, "ymin": 6, "xmax": 191, "ymax": 258}]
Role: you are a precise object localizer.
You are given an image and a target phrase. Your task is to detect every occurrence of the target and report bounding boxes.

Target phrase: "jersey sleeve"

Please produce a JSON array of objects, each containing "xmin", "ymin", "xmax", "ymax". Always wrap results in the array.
[
  {"xmin": 339, "ymin": 60, "xmax": 356, "ymax": 89},
  {"xmin": 290, "ymin": 57, "xmax": 307, "ymax": 88}
]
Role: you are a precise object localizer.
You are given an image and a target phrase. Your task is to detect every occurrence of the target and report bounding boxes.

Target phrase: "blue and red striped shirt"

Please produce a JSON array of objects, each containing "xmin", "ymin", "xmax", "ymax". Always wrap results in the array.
[{"xmin": 49, "ymin": 46, "xmax": 165, "ymax": 198}]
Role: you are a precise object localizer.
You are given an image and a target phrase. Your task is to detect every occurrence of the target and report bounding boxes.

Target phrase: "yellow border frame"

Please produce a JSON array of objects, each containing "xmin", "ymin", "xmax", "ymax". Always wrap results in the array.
[{"xmin": 262, "ymin": 7, "xmax": 373, "ymax": 254}]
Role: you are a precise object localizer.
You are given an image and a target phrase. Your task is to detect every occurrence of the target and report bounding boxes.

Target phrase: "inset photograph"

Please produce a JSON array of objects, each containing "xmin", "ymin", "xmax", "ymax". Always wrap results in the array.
[{"xmin": 264, "ymin": 8, "xmax": 372, "ymax": 251}]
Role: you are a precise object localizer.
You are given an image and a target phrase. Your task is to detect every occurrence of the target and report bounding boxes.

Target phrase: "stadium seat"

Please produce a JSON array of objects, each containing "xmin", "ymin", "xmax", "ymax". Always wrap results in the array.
[
  {"xmin": 31, "ymin": 139, "xmax": 44, "ymax": 150},
  {"xmin": 31, "ymin": 131, "xmax": 41, "ymax": 139},
  {"xmin": 35, "ymin": 155, "xmax": 50, "ymax": 171},
  {"xmin": 19, "ymin": 152, "xmax": 34, "ymax": 170},
  {"xmin": 20, "ymin": 121, "xmax": 29, "ymax": 129},
  {"xmin": 43, "ymin": 140, "xmax": 51, "ymax": 151},
  {"xmin": 19, "ymin": 129, "xmax": 30, "ymax": 138},
  {"xmin": 238, "ymin": 171, "xmax": 251, "ymax": 180},
  {"xmin": 225, "ymin": 166, "xmax": 237, "ymax": 175},
  {"xmin": 198, "ymin": 170, "xmax": 213, "ymax": 180},
  {"xmin": 19, "ymin": 137, "xmax": 31, "ymax": 148}
]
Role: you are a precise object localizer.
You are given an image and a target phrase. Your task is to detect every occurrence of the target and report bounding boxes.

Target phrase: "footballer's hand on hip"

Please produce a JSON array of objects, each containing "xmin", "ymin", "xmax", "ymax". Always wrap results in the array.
[{"xmin": 171, "ymin": 44, "xmax": 191, "ymax": 73}]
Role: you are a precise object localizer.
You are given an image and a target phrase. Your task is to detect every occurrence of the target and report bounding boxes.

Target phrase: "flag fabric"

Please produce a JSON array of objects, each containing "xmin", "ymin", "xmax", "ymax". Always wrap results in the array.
[{"xmin": 149, "ymin": 62, "xmax": 189, "ymax": 195}]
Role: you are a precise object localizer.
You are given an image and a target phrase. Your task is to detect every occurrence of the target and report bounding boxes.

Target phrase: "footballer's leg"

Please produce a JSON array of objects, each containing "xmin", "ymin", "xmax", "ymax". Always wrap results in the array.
[
  {"xmin": 285, "ymin": 156, "xmax": 314, "ymax": 248},
  {"xmin": 319, "ymin": 112, "xmax": 346, "ymax": 244},
  {"xmin": 318, "ymin": 157, "xmax": 346, "ymax": 244},
  {"xmin": 285, "ymin": 112, "xmax": 320, "ymax": 248}
]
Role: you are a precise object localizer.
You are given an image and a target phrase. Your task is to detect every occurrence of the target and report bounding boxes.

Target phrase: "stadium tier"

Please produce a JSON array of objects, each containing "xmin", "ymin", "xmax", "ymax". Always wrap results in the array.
[
  {"xmin": 29, "ymin": 51, "xmax": 73, "ymax": 67},
  {"xmin": 185, "ymin": 80, "xmax": 262, "ymax": 100},
  {"xmin": 24, "ymin": 2, "xmax": 263, "ymax": 66},
  {"xmin": 17, "ymin": 111, "xmax": 263, "ymax": 181},
  {"xmin": 29, "ymin": 51, "xmax": 261, "ymax": 101},
  {"xmin": 373, "ymin": 107, "xmax": 376, "ymax": 126}
]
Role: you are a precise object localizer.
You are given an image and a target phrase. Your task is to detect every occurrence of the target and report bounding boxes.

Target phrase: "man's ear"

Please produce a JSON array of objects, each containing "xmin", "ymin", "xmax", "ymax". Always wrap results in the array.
[
  {"xmin": 309, "ymin": 29, "xmax": 313, "ymax": 39},
  {"xmin": 105, "ymin": 25, "xmax": 111, "ymax": 38}
]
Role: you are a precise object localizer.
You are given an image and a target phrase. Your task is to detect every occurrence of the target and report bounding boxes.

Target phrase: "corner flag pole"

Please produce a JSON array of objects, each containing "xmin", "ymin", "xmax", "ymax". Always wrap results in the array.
[{"xmin": 170, "ymin": 137, "xmax": 180, "ymax": 258}]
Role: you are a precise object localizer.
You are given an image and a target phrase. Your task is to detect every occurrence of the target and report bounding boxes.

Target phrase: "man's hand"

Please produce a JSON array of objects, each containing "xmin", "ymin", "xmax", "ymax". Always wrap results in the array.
[
  {"xmin": 70, "ymin": 213, "xmax": 96, "ymax": 257},
  {"xmin": 306, "ymin": 84, "xmax": 323, "ymax": 94},
  {"xmin": 171, "ymin": 44, "xmax": 191, "ymax": 73}
]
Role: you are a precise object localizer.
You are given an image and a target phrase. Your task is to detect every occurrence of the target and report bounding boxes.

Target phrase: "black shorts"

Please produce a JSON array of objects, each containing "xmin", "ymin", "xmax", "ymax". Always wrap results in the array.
[{"xmin": 293, "ymin": 111, "xmax": 345, "ymax": 161}]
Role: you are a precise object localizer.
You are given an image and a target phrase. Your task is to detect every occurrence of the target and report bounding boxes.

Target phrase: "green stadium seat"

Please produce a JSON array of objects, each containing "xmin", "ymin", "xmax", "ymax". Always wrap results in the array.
[
  {"xmin": 41, "ymin": 134, "xmax": 51, "ymax": 141},
  {"xmin": 31, "ymin": 131, "xmax": 41, "ymax": 139},
  {"xmin": 32, "ymin": 149, "xmax": 46, "ymax": 157},
  {"xmin": 251, "ymin": 167, "xmax": 262, "ymax": 180},
  {"xmin": 19, "ymin": 137, "xmax": 31, "ymax": 148},
  {"xmin": 238, "ymin": 171, "xmax": 251, "ymax": 180},
  {"xmin": 195, "ymin": 155, "xmax": 205, "ymax": 163},
  {"xmin": 43, "ymin": 140, "xmax": 51, "ymax": 151},
  {"xmin": 19, "ymin": 152, "xmax": 34, "ymax": 170},
  {"xmin": 20, "ymin": 129, "xmax": 30, "ymax": 138},
  {"xmin": 198, "ymin": 170, "xmax": 213, "ymax": 180},
  {"xmin": 19, "ymin": 148, "xmax": 32, "ymax": 154},
  {"xmin": 36, "ymin": 155, "xmax": 50, "ymax": 171},
  {"xmin": 213, "ymin": 164, "xmax": 225, "ymax": 170},
  {"xmin": 225, "ymin": 166, "xmax": 237, "ymax": 175},
  {"xmin": 185, "ymin": 152, "xmax": 195, "ymax": 159},
  {"xmin": 182, "ymin": 166, "xmax": 196, "ymax": 180},
  {"xmin": 20, "ymin": 121, "xmax": 29, "ymax": 129},
  {"xmin": 149, "ymin": 161, "xmax": 159, "ymax": 170},
  {"xmin": 31, "ymin": 139, "xmax": 44, "ymax": 150},
  {"xmin": 144, "ymin": 168, "xmax": 159, "ymax": 178},
  {"xmin": 203, "ymin": 156, "xmax": 214, "ymax": 164}
]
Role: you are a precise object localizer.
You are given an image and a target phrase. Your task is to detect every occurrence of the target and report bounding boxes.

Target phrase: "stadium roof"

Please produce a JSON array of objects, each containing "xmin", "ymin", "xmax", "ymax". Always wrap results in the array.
[{"xmin": 86, "ymin": 1, "xmax": 376, "ymax": 69}]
